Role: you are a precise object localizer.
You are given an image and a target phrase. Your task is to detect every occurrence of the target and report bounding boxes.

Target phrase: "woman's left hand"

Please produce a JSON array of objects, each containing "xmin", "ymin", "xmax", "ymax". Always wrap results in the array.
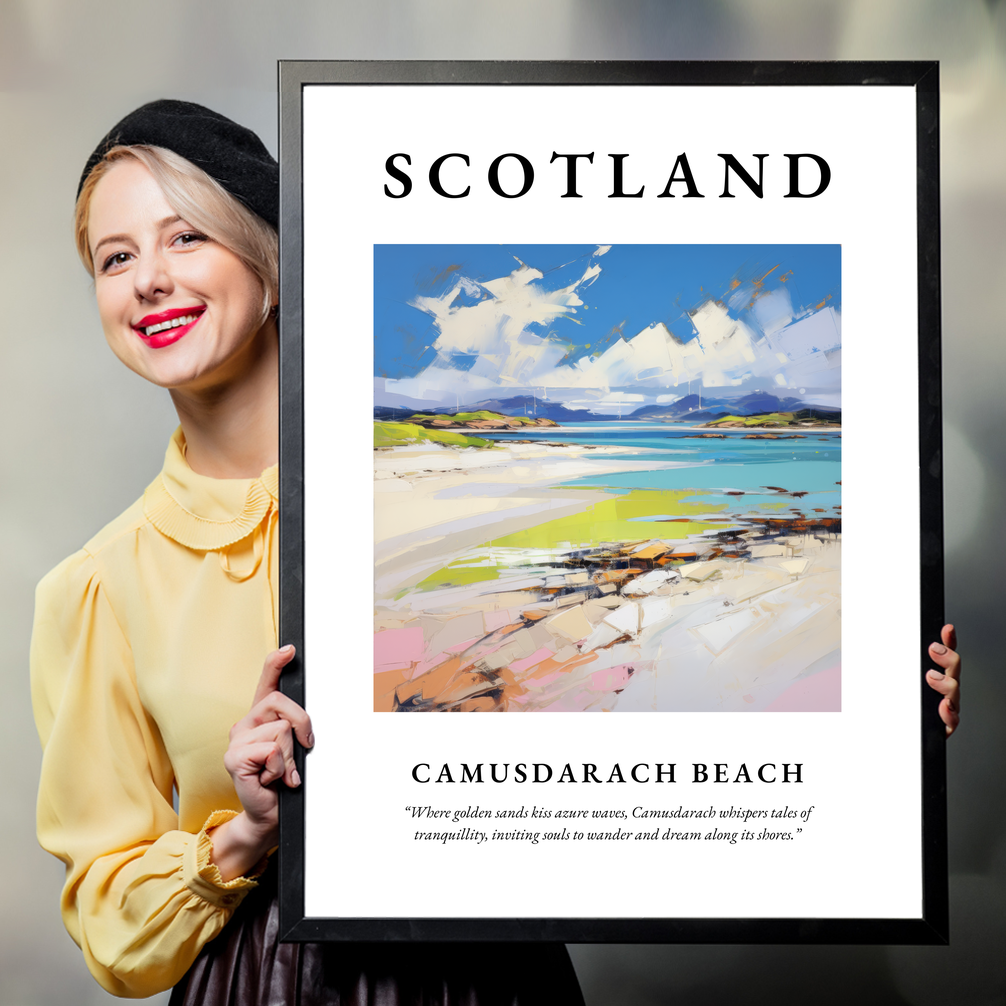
[{"xmin": 926, "ymin": 624, "xmax": 961, "ymax": 737}]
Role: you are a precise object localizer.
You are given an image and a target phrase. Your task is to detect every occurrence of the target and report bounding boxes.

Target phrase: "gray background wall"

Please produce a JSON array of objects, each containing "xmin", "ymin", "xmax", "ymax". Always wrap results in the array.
[{"xmin": 1, "ymin": 2, "xmax": 1002, "ymax": 1003}]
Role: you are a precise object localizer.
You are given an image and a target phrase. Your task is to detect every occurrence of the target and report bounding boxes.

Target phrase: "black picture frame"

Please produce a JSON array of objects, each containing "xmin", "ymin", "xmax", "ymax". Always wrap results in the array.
[{"xmin": 277, "ymin": 60, "xmax": 945, "ymax": 944}]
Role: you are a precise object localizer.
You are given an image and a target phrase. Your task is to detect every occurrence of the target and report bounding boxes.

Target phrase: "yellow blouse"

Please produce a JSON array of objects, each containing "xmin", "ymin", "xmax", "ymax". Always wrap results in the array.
[{"xmin": 31, "ymin": 428, "xmax": 279, "ymax": 998}]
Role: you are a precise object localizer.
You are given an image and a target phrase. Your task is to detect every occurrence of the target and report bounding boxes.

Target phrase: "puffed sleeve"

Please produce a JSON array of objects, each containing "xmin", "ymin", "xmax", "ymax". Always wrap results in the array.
[{"xmin": 31, "ymin": 549, "xmax": 262, "ymax": 998}]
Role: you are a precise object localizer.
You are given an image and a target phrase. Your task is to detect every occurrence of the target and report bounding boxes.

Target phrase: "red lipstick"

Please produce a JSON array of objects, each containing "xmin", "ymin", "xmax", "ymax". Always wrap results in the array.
[{"xmin": 132, "ymin": 306, "xmax": 205, "ymax": 349}]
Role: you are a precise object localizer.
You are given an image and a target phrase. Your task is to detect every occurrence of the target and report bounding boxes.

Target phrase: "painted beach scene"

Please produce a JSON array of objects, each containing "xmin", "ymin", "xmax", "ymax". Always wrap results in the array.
[{"xmin": 374, "ymin": 244, "xmax": 841, "ymax": 713}]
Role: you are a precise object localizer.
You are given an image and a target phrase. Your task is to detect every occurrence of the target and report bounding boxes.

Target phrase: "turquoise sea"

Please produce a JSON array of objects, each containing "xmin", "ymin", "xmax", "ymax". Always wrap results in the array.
[{"xmin": 486, "ymin": 422, "xmax": 842, "ymax": 518}]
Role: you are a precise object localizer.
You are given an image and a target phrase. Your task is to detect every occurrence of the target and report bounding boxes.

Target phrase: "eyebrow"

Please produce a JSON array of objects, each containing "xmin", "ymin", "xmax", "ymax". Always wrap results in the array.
[{"xmin": 91, "ymin": 215, "xmax": 185, "ymax": 258}]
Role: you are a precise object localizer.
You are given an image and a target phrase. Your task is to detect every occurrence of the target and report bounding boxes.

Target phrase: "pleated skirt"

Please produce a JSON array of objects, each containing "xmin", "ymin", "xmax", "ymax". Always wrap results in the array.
[{"xmin": 169, "ymin": 870, "xmax": 585, "ymax": 1006}]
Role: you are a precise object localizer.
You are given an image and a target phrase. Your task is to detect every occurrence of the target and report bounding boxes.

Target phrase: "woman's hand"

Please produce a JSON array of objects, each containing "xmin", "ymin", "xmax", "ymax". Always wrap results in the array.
[
  {"xmin": 926, "ymin": 624, "xmax": 961, "ymax": 738},
  {"xmin": 209, "ymin": 645, "xmax": 314, "ymax": 881}
]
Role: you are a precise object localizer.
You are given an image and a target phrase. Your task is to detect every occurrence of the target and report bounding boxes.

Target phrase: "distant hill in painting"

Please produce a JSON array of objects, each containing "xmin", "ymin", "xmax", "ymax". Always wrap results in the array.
[
  {"xmin": 375, "ymin": 397, "xmax": 621, "ymax": 423},
  {"xmin": 374, "ymin": 392, "xmax": 839, "ymax": 425},
  {"xmin": 702, "ymin": 408, "xmax": 842, "ymax": 428}
]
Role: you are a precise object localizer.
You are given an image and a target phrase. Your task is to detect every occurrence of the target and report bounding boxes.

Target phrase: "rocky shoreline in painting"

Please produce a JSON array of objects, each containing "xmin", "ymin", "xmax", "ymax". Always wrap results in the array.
[{"xmin": 376, "ymin": 515, "xmax": 840, "ymax": 714}]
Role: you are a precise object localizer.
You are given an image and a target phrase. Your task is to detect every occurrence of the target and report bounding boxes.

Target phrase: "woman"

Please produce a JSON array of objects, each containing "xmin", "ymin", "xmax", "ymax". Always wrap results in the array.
[
  {"xmin": 33, "ymin": 99, "xmax": 963, "ymax": 1003},
  {"xmin": 31, "ymin": 100, "xmax": 586, "ymax": 1003}
]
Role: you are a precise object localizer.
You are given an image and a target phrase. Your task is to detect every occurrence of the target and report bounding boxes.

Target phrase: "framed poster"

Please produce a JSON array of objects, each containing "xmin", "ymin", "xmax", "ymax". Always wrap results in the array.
[{"xmin": 277, "ymin": 61, "xmax": 945, "ymax": 943}]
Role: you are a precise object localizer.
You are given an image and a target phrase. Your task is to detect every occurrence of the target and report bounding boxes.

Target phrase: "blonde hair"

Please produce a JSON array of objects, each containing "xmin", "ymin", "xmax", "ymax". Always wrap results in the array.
[{"xmin": 75, "ymin": 145, "xmax": 278, "ymax": 322}]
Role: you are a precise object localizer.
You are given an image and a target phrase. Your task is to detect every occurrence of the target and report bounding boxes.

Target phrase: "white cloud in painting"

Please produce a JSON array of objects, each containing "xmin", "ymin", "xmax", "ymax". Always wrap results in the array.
[
  {"xmin": 405, "ymin": 258, "xmax": 599, "ymax": 390},
  {"xmin": 382, "ymin": 254, "xmax": 841, "ymax": 411}
]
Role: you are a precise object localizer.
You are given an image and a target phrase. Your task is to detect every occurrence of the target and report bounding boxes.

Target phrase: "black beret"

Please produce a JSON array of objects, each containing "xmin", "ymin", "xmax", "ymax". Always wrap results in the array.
[{"xmin": 77, "ymin": 99, "xmax": 278, "ymax": 228}]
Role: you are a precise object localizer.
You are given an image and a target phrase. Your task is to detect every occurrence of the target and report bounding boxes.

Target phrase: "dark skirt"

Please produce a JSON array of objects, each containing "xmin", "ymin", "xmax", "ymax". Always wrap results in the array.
[{"xmin": 169, "ymin": 869, "xmax": 585, "ymax": 1006}]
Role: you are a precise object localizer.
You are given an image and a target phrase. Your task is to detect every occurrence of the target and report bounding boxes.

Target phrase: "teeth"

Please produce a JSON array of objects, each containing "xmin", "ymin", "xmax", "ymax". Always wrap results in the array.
[{"xmin": 142, "ymin": 313, "xmax": 199, "ymax": 337}]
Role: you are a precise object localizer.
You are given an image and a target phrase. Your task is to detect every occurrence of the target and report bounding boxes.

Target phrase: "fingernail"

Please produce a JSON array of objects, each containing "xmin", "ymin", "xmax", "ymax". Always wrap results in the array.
[
  {"xmin": 280, "ymin": 644, "xmax": 295, "ymax": 654},
  {"xmin": 928, "ymin": 669, "xmax": 944, "ymax": 679},
  {"xmin": 931, "ymin": 643, "xmax": 947, "ymax": 655},
  {"xmin": 306, "ymin": 732, "xmax": 315, "ymax": 748},
  {"xmin": 292, "ymin": 768, "xmax": 301, "ymax": 787}
]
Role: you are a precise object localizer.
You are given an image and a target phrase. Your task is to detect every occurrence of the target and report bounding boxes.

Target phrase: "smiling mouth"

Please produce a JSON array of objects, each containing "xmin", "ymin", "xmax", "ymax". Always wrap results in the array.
[
  {"xmin": 135, "ymin": 307, "xmax": 206, "ymax": 338},
  {"xmin": 142, "ymin": 313, "xmax": 199, "ymax": 337}
]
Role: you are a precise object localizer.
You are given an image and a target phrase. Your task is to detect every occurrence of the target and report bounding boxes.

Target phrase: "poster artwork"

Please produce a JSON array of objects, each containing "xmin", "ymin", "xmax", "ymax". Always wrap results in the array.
[
  {"xmin": 373, "ymin": 243, "xmax": 842, "ymax": 713},
  {"xmin": 287, "ymin": 63, "xmax": 942, "ymax": 942}
]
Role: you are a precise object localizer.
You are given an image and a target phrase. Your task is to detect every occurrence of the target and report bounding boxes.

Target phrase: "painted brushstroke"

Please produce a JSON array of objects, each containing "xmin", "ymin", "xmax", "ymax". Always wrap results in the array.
[{"xmin": 374, "ymin": 245, "xmax": 841, "ymax": 712}]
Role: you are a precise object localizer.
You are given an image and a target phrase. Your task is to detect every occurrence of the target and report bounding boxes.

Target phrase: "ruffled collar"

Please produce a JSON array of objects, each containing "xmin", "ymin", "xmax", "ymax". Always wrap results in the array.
[{"xmin": 143, "ymin": 428, "xmax": 278, "ymax": 551}]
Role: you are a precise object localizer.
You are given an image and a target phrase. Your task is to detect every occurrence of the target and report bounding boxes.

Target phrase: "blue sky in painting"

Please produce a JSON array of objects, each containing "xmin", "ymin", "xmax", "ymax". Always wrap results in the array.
[{"xmin": 374, "ymin": 244, "xmax": 841, "ymax": 413}]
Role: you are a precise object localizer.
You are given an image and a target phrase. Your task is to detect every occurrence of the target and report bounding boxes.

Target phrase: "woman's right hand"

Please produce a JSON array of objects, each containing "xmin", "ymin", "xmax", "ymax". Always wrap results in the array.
[{"xmin": 209, "ymin": 645, "xmax": 314, "ymax": 881}]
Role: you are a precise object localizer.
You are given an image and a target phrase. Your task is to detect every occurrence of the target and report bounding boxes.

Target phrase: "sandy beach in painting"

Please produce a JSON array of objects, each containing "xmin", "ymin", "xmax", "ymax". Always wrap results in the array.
[
  {"xmin": 374, "ymin": 441, "xmax": 841, "ymax": 713},
  {"xmin": 375, "ymin": 439, "xmax": 680, "ymax": 591}
]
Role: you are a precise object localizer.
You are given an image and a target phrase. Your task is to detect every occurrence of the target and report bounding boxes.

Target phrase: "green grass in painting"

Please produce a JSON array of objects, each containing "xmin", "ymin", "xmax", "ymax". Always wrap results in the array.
[
  {"xmin": 374, "ymin": 421, "xmax": 494, "ymax": 449},
  {"xmin": 409, "ymin": 411, "xmax": 542, "ymax": 426},
  {"xmin": 414, "ymin": 489, "xmax": 729, "ymax": 591},
  {"xmin": 414, "ymin": 555, "xmax": 503, "ymax": 592},
  {"xmin": 704, "ymin": 411, "xmax": 841, "ymax": 428},
  {"xmin": 489, "ymin": 488, "xmax": 727, "ymax": 550},
  {"xmin": 707, "ymin": 412, "xmax": 795, "ymax": 427},
  {"xmin": 756, "ymin": 496, "xmax": 792, "ymax": 512}
]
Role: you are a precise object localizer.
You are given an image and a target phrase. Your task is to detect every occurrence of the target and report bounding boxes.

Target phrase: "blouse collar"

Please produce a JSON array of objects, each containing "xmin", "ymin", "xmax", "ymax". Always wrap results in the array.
[{"xmin": 143, "ymin": 428, "xmax": 278, "ymax": 551}]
